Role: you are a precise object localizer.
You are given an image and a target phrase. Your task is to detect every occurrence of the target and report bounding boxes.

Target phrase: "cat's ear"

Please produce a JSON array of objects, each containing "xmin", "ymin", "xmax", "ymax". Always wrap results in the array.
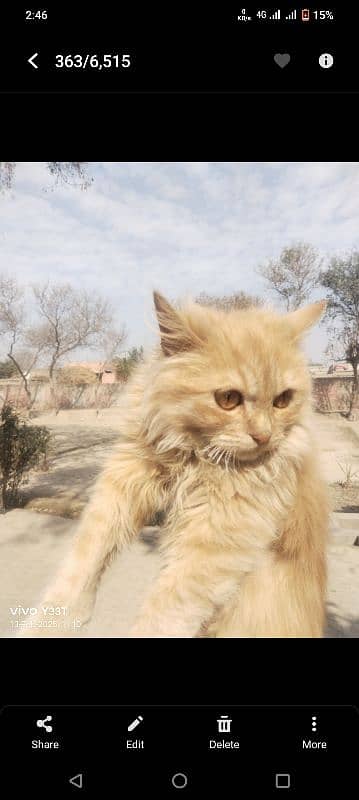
[
  {"xmin": 286, "ymin": 300, "xmax": 327, "ymax": 340},
  {"xmin": 153, "ymin": 291, "xmax": 204, "ymax": 356}
]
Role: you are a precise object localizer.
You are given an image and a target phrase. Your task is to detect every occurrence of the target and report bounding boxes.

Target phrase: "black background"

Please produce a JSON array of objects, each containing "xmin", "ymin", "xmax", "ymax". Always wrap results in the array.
[{"xmin": 1, "ymin": 3, "xmax": 356, "ymax": 153}]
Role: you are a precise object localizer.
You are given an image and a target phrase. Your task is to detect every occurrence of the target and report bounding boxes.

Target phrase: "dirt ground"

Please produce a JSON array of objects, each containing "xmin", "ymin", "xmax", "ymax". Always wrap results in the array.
[
  {"xmin": 1, "ymin": 408, "xmax": 358, "ymax": 638},
  {"xmin": 18, "ymin": 408, "xmax": 122, "ymax": 517}
]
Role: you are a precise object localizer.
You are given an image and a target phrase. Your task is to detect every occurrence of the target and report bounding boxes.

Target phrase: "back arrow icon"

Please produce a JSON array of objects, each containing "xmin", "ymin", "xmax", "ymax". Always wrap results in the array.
[
  {"xmin": 69, "ymin": 774, "xmax": 83, "ymax": 789},
  {"xmin": 28, "ymin": 53, "xmax": 39, "ymax": 69}
]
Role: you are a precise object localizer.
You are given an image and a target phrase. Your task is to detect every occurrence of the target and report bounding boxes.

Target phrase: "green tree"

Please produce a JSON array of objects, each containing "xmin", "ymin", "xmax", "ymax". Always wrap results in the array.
[
  {"xmin": 0, "ymin": 405, "xmax": 50, "ymax": 510},
  {"xmin": 320, "ymin": 250, "xmax": 359, "ymax": 419},
  {"xmin": 0, "ymin": 359, "xmax": 16, "ymax": 379},
  {"xmin": 113, "ymin": 347, "xmax": 144, "ymax": 381}
]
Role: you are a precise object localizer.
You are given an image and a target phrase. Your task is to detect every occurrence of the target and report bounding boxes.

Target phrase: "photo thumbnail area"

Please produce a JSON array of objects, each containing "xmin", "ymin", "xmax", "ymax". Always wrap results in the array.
[{"xmin": 0, "ymin": 161, "xmax": 358, "ymax": 639}]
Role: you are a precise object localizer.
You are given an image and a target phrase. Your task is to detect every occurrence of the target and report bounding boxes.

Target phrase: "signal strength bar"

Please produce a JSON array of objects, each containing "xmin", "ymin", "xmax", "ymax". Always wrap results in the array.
[
  {"xmin": 285, "ymin": 9, "xmax": 297, "ymax": 19},
  {"xmin": 270, "ymin": 9, "xmax": 280, "ymax": 19}
]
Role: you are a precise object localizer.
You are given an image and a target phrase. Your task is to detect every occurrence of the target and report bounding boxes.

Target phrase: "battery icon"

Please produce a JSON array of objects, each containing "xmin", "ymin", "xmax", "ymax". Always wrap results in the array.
[{"xmin": 301, "ymin": 8, "xmax": 310, "ymax": 21}]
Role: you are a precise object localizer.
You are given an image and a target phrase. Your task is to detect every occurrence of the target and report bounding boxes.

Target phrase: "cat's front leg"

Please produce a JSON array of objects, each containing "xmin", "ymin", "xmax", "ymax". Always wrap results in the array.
[
  {"xmin": 18, "ymin": 447, "xmax": 162, "ymax": 637},
  {"xmin": 130, "ymin": 551, "xmax": 238, "ymax": 638},
  {"xmin": 212, "ymin": 465, "xmax": 328, "ymax": 639}
]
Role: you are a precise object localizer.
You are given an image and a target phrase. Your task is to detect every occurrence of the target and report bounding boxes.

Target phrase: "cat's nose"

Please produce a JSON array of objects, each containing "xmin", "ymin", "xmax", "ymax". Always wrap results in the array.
[{"xmin": 251, "ymin": 432, "xmax": 271, "ymax": 445}]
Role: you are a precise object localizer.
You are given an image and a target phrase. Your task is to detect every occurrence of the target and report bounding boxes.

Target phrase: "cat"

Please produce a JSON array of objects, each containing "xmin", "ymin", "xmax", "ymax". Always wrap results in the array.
[{"xmin": 20, "ymin": 291, "xmax": 329, "ymax": 638}]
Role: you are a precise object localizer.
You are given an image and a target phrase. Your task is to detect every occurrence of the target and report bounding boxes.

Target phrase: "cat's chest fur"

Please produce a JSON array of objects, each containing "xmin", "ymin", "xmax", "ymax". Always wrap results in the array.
[{"xmin": 162, "ymin": 449, "xmax": 299, "ymax": 556}]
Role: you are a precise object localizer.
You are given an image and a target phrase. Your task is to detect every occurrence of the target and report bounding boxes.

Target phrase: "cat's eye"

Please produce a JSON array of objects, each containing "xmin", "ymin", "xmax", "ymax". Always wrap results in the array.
[
  {"xmin": 273, "ymin": 389, "xmax": 293, "ymax": 408},
  {"xmin": 214, "ymin": 389, "xmax": 243, "ymax": 410}
]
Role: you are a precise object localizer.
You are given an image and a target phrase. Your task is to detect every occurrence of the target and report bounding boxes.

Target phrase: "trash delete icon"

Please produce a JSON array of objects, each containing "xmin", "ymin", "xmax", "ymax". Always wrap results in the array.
[{"xmin": 217, "ymin": 715, "xmax": 232, "ymax": 733}]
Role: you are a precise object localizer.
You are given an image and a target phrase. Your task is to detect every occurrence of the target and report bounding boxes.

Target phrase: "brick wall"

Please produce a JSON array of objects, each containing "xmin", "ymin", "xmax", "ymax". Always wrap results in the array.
[
  {"xmin": 312, "ymin": 375, "xmax": 358, "ymax": 417},
  {"xmin": 0, "ymin": 379, "xmax": 125, "ymax": 412},
  {"xmin": 1, "ymin": 375, "xmax": 358, "ymax": 418}
]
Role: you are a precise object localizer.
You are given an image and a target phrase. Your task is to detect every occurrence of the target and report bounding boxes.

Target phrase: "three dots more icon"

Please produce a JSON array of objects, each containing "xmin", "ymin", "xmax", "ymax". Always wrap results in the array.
[{"xmin": 311, "ymin": 715, "xmax": 317, "ymax": 732}]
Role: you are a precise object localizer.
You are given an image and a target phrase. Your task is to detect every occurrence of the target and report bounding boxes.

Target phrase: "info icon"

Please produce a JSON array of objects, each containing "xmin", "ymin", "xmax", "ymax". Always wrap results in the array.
[{"xmin": 319, "ymin": 53, "xmax": 334, "ymax": 69}]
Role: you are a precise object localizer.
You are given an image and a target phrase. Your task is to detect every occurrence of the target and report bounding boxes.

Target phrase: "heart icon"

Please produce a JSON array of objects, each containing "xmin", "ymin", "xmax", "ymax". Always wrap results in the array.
[{"xmin": 274, "ymin": 53, "xmax": 291, "ymax": 68}]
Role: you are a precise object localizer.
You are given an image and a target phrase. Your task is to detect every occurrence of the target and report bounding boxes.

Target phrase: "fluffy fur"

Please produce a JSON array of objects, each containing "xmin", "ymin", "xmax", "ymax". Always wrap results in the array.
[{"xmin": 21, "ymin": 292, "xmax": 329, "ymax": 638}]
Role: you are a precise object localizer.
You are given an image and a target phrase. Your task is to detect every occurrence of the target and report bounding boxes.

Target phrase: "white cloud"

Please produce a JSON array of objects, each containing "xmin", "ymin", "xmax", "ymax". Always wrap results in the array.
[{"xmin": 0, "ymin": 161, "xmax": 358, "ymax": 360}]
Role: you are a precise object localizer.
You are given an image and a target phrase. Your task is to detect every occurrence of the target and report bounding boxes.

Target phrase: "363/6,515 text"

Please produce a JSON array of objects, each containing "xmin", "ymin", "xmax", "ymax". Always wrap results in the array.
[{"xmin": 54, "ymin": 54, "xmax": 132, "ymax": 70}]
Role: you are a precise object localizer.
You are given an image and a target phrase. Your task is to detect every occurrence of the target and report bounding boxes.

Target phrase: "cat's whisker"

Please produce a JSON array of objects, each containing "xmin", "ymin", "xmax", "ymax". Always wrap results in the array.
[
  {"xmin": 215, "ymin": 449, "xmax": 225, "ymax": 465},
  {"xmin": 201, "ymin": 443, "xmax": 239, "ymax": 470},
  {"xmin": 210, "ymin": 447, "xmax": 220, "ymax": 461}
]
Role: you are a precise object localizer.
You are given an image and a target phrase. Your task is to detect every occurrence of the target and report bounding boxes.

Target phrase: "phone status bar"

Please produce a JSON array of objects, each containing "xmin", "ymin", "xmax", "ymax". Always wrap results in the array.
[{"xmin": 237, "ymin": 8, "xmax": 335, "ymax": 23}]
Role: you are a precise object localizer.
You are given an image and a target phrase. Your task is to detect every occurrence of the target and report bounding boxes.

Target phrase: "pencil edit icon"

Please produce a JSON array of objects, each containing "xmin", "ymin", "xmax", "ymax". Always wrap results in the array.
[{"xmin": 128, "ymin": 715, "xmax": 143, "ymax": 732}]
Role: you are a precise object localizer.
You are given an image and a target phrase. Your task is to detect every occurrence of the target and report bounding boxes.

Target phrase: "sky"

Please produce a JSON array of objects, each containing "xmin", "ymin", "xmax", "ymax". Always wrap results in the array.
[{"xmin": 1, "ymin": 161, "xmax": 359, "ymax": 362}]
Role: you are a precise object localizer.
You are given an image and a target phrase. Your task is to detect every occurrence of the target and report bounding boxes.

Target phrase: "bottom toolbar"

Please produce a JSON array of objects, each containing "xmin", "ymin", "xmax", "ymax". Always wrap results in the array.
[{"xmin": 0, "ymin": 705, "xmax": 357, "ymax": 797}]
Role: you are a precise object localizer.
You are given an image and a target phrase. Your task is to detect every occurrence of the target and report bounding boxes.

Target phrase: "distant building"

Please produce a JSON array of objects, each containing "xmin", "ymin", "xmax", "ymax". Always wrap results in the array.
[
  {"xmin": 308, "ymin": 363, "xmax": 326, "ymax": 376},
  {"xmin": 14, "ymin": 362, "xmax": 118, "ymax": 384},
  {"xmin": 64, "ymin": 361, "xmax": 117, "ymax": 384},
  {"xmin": 327, "ymin": 361, "xmax": 353, "ymax": 374}
]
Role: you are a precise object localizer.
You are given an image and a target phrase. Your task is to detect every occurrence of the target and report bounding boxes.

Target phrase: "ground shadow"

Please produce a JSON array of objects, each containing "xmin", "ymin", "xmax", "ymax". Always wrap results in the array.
[
  {"xmin": 325, "ymin": 602, "xmax": 359, "ymax": 637},
  {"xmin": 21, "ymin": 464, "xmax": 100, "ymax": 503}
]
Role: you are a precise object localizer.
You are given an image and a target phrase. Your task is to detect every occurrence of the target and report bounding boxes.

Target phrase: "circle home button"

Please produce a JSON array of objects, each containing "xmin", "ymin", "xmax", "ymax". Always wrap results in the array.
[{"xmin": 171, "ymin": 773, "xmax": 188, "ymax": 789}]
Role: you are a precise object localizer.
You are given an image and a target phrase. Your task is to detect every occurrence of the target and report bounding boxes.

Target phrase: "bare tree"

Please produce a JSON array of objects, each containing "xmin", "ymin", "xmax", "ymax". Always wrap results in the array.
[
  {"xmin": 93, "ymin": 328, "xmax": 127, "ymax": 415},
  {"xmin": 0, "ymin": 276, "xmax": 44, "ymax": 408},
  {"xmin": 96, "ymin": 328, "xmax": 127, "ymax": 381},
  {"xmin": 344, "ymin": 325, "xmax": 359, "ymax": 392},
  {"xmin": 45, "ymin": 162, "xmax": 93, "ymax": 190},
  {"xmin": 0, "ymin": 162, "xmax": 16, "ymax": 191},
  {"xmin": 258, "ymin": 242, "xmax": 322, "ymax": 310},
  {"xmin": 196, "ymin": 290, "xmax": 262, "ymax": 311},
  {"xmin": 320, "ymin": 250, "xmax": 359, "ymax": 418},
  {"xmin": 0, "ymin": 162, "xmax": 92, "ymax": 192},
  {"xmin": 32, "ymin": 283, "xmax": 116, "ymax": 412}
]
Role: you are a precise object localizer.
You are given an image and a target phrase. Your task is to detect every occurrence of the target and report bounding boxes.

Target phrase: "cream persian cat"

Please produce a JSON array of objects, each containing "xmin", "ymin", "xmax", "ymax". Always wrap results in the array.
[{"xmin": 21, "ymin": 291, "xmax": 329, "ymax": 638}]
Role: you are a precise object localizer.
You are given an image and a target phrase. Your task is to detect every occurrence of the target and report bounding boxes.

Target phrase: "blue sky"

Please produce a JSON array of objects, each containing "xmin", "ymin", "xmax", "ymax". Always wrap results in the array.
[{"xmin": 1, "ymin": 161, "xmax": 359, "ymax": 362}]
